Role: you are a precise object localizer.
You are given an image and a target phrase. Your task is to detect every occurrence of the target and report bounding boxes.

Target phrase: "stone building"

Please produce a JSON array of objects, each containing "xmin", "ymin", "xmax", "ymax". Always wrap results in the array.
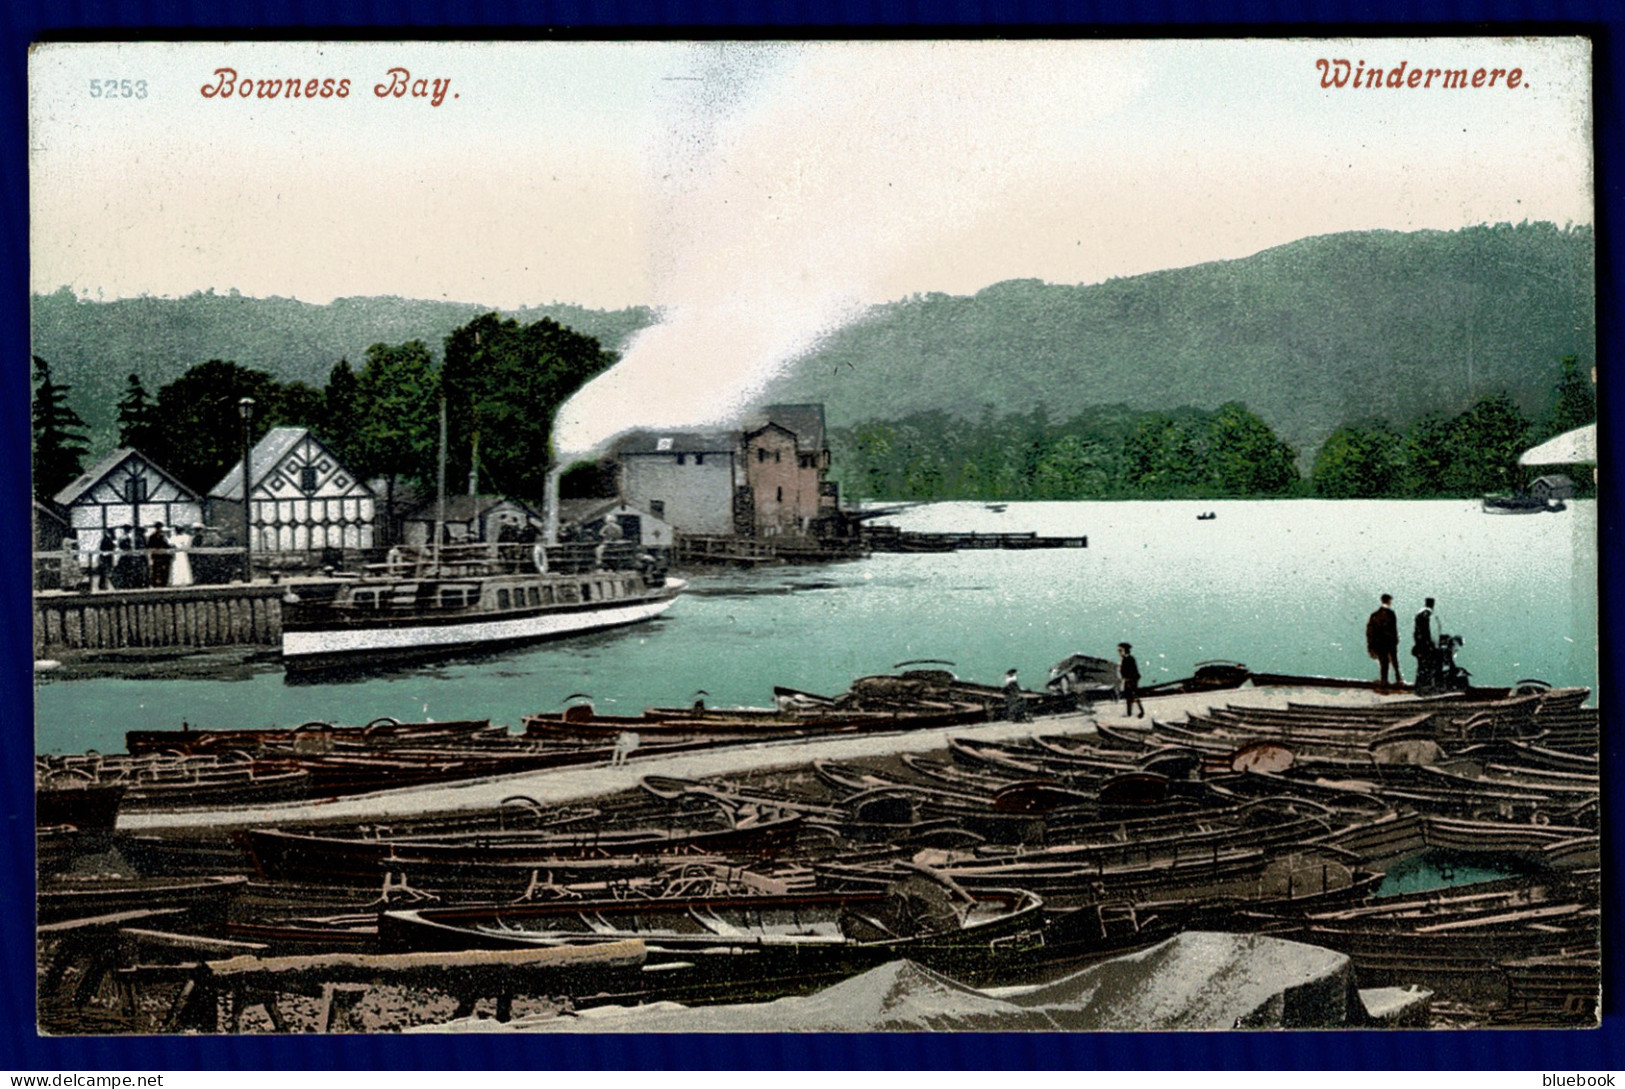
[{"xmin": 611, "ymin": 404, "xmax": 839, "ymax": 538}]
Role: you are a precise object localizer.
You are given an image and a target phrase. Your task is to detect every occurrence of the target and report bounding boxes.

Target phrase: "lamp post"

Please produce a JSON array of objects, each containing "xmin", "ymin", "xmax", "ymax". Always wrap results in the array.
[{"xmin": 238, "ymin": 397, "xmax": 255, "ymax": 583}]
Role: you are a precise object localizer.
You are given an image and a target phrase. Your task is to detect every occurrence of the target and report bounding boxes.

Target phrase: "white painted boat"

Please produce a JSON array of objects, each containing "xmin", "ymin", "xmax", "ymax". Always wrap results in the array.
[{"xmin": 281, "ymin": 557, "xmax": 684, "ymax": 674}]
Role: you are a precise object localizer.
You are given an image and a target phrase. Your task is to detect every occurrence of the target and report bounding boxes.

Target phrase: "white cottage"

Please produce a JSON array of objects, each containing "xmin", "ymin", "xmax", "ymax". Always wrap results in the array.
[
  {"xmin": 53, "ymin": 448, "xmax": 205, "ymax": 555},
  {"xmin": 209, "ymin": 427, "xmax": 376, "ymax": 552},
  {"xmin": 400, "ymin": 494, "xmax": 543, "ymax": 548}
]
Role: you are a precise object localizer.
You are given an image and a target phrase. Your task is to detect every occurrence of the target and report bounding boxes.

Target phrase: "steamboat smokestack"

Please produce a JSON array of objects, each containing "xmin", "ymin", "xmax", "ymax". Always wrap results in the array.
[{"xmin": 544, "ymin": 464, "xmax": 564, "ymax": 545}]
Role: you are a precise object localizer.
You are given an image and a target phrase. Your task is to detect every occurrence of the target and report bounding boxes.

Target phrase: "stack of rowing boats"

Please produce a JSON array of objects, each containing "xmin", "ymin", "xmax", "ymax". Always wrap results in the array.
[{"xmin": 34, "ymin": 679, "xmax": 1600, "ymax": 1032}]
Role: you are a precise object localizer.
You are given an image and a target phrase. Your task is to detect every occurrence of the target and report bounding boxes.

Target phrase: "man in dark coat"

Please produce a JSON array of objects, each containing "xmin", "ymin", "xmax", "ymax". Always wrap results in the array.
[
  {"xmin": 1117, "ymin": 642, "xmax": 1145, "ymax": 719},
  {"xmin": 1365, "ymin": 593, "xmax": 1402, "ymax": 686},
  {"xmin": 113, "ymin": 526, "xmax": 134, "ymax": 589},
  {"xmin": 1002, "ymin": 668, "xmax": 1032, "ymax": 723},
  {"xmin": 95, "ymin": 528, "xmax": 115, "ymax": 592},
  {"xmin": 146, "ymin": 524, "xmax": 172, "ymax": 588},
  {"xmin": 1413, "ymin": 597, "xmax": 1441, "ymax": 692}
]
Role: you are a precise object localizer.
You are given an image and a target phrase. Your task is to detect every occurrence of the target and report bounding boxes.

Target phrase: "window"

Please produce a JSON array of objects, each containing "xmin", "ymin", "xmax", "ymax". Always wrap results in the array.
[
  {"xmin": 757, "ymin": 448, "xmax": 767, "ymax": 463},
  {"xmin": 676, "ymin": 453, "xmax": 686, "ymax": 465},
  {"xmin": 695, "ymin": 453, "xmax": 705, "ymax": 466},
  {"xmin": 776, "ymin": 486, "xmax": 783, "ymax": 502},
  {"xmin": 775, "ymin": 450, "xmax": 782, "ymax": 463},
  {"xmin": 649, "ymin": 500, "xmax": 665, "ymax": 517},
  {"xmin": 438, "ymin": 586, "xmax": 478, "ymax": 608},
  {"xmin": 123, "ymin": 477, "xmax": 147, "ymax": 504},
  {"xmin": 299, "ymin": 466, "xmax": 319, "ymax": 493},
  {"xmin": 800, "ymin": 454, "xmax": 816, "ymax": 469}
]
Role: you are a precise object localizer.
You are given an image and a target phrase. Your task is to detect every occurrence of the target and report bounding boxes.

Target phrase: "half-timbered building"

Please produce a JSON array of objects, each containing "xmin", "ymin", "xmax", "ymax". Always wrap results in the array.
[
  {"xmin": 208, "ymin": 427, "xmax": 376, "ymax": 553},
  {"xmin": 53, "ymin": 448, "xmax": 205, "ymax": 554}
]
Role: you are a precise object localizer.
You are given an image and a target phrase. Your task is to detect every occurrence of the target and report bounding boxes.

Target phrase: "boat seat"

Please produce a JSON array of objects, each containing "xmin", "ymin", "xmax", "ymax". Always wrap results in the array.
[
  {"xmin": 579, "ymin": 911, "xmax": 620, "ymax": 935},
  {"xmin": 689, "ymin": 907, "xmax": 746, "ymax": 936}
]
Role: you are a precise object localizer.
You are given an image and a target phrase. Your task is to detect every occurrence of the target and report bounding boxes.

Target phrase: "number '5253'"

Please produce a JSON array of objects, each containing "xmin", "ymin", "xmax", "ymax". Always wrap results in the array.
[{"xmin": 90, "ymin": 79, "xmax": 147, "ymax": 99}]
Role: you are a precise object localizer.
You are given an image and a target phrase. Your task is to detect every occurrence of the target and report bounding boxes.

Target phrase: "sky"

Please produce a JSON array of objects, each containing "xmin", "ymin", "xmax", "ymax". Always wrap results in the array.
[{"xmin": 29, "ymin": 39, "xmax": 1594, "ymax": 453}]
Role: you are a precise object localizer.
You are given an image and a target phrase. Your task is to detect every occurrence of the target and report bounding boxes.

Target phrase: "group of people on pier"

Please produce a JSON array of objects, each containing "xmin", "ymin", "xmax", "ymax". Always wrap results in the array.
[
  {"xmin": 1365, "ymin": 592, "xmax": 1454, "ymax": 692},
  {"xmin": 73, "ymin": 523, "xmax": 200, "ymax": 592}
]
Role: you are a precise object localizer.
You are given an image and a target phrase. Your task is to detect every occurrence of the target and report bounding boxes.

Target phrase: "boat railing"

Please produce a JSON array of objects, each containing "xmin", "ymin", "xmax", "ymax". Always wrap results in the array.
[{"xmin": 359, "ymin": 540, "xmax": 649, "ymax": 580}]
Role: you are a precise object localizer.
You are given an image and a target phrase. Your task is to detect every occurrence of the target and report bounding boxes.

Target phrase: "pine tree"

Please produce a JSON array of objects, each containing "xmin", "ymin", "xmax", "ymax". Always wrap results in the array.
[
  {"xmin": 32, "ymin": 355, "xmax": 89, "ymax": 501},
  {"xmin": 116, "ymin": 373, "xmax": 162, "ymax": 457},
  {"xmin": 1549, "ymin": 356, "xmax": 1596, "ymax": 434}
]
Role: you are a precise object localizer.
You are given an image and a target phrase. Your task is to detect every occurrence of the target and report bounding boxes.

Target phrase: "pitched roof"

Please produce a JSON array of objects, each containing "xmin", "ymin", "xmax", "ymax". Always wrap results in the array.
[
  {"xmin": 557, "ymin": 497, "xmax": 670, "ymax": 526},
  {"xmin": 209, "ymin": 426, "xmax": 310, "ymax": 500},
  {"xmin": 612, "ymin": 429, "xmax": 740, "ymax": 455},
  {"xmin": 1519, "ymin": 424, "xmax": 1596, "ymax": 466},
  {"xmin": 53, "ymin": 447, "xmax": 200, "ymax": 507},
  {"xmin": 401, "ymin": 493, "xmax": 542, "ymax": 523},
  {"xmin": 755, "ymin": 403, "xmax": 826, "ymax": 452}
]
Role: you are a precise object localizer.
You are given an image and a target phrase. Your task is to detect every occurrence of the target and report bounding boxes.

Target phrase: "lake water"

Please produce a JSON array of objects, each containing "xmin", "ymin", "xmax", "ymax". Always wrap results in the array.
[{"xmin": 34, "ymin": 499, "xmax": 1598, "ymax": 754}]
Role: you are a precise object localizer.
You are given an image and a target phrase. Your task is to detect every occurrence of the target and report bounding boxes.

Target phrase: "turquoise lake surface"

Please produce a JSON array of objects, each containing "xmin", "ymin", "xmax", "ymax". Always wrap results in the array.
[{"xmin": 34, "ymin": 499, "xmax": 1598, "ymax": 754}]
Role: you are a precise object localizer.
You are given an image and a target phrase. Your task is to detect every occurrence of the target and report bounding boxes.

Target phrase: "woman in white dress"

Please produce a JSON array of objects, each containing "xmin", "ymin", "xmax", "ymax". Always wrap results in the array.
[{"xmin": 169, "ymin": 524, "xmax": 197, "ymax": 587}]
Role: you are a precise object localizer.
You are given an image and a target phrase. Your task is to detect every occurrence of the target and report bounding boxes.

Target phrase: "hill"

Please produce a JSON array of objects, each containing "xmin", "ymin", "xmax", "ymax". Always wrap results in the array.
[
  {"xmin": 28, "ymin": 290, "xmax": 654, "ymax": 452},
  {"xmin": 765, "ymin": 221, "xmax": 1594, "ymax": 456},
  {"xmin": 31, "ymin": 222, "xmax": 1592, "ymax": 460}
]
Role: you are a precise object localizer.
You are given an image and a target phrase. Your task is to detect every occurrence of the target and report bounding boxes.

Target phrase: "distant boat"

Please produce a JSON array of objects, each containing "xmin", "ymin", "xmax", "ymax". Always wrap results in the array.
[
  {"xmin": 1482, "ymin": 494, "xmax": 1566, "ymax": 514},
  {"xmin": 1197, "ymin": 512, "xmax": 1217, "ymax": 521},
  {"xmin": 986, "ymin": 503, "xmax": 1009, "ymax": 513}
]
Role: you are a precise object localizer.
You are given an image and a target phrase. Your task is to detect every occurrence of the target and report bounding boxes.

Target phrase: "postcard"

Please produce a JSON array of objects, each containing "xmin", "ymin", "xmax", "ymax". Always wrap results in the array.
[{"xmin": 27, "ymin": 37, "xmax": 1598, "ymax": 1038}]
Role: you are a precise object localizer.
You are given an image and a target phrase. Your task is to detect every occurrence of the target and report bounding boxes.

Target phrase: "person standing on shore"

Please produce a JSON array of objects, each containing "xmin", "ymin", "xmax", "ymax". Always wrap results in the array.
[
  {"xmin": 1365, "ymin": 593, "xmax": 1402, "ymax": 686},
  {"xmin": 1117, "ymin": 642, "xmax": 1145, "ymax": 719},
  {"xmin": 113, "ymin": 526, "xmax": 134, "ymax": 589},
  {"xmin": 94, "ymin": 528, "xmax": 115, "ymax": 592},
  {"xmin": 1413, "ymin": 597, "xmax": 1441, "ymax": 692},
  {"xmin": 1002, "ymin": 668, "xmax": 1032, "ymax": 723},
  {"xmin": 146, "ymin": 523, "xmax": 172, "ymax": 588},
  {"xmin": 169, "ymin": 524, "xmax": 196, "ymax": 588}
]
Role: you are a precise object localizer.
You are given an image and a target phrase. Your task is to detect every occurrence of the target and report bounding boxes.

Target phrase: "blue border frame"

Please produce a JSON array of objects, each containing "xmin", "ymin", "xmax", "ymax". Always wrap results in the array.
[{"xmin": 3, "ymin": 2, "xmax": 1620, "ymax": 1071}]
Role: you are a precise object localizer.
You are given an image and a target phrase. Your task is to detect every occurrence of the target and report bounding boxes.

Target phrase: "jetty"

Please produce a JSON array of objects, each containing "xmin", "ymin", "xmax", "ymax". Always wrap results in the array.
[{"xmin": 863, "ymin": 526, "xmax": 1087, "ymax": 553}]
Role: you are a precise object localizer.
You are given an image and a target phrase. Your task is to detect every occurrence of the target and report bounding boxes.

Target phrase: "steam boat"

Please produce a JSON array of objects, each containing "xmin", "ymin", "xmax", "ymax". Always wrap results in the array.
[{"xmin": 281, "ymin": 541, "xmax": 684, "ymax": 674}]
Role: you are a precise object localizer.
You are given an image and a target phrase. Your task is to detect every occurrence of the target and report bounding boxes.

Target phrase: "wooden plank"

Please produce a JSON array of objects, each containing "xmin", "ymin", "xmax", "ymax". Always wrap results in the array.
[
  {"xmin": 38, "ymin": 907, "xmax": 186, "ymax": 934},
  {"xmin": 120, "ymin": 928, "xmax": 269, "ymax": 956},
  {"xmin": 206, "ymin": 937, "xmax": 646, "ymax": 980}
]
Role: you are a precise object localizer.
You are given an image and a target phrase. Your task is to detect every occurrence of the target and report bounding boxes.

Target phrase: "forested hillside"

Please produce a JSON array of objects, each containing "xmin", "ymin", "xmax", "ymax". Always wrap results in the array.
[
  {"xmin": 30, "ymin": 290, "xmax": 653, "ymax": 452},
  {"xmin": 32, "ymin": 222, "xmax": 1593, "ymax": 488},
  {"xmin": 769, "ymin": 221, "xmax": 1593, "ymax": 458}
]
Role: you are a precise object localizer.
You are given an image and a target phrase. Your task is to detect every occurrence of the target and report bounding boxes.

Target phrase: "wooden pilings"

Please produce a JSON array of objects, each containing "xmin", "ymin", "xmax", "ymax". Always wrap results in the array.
[{"xmin": 32, "ymin": 583, "xmax": 305, "ymax": 657}]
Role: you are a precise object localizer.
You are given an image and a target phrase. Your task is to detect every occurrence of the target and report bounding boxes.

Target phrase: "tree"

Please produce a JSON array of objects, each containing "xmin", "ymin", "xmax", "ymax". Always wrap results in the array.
[
  {"xmin": 32, "ymin": 356, "xmax": 89, "ymax": 501},
  {"xmin": 115, "ymin": 373, "xmax": 161, "ymax": 455},
  {"xmin": 151, "ymin": 360, "xmax": 284, "ymax": 494},
  {"xmin": 1205, "ymin": 402, "xmax": 1298, "ymax": 495},
  {"xmin": 1034, "ymin": 434, "xmax": 1109, "ymax": 498},
  {"xmin": 1312, "ymin": 422, "xmax": 1403, "ymax": 498},
  {"xmin": 1549, "ymin": 355, "xmax": 1595, "ymax": 435},
  {"xmin": 353, "ymin": 341, "xmax": 442, "ymax": 531},
  {"xmin": 1121, "ymin": 413, "xmax": 1206, "ymax": 496},
  {"xmin": 321, "ymin": 359, "xmax": 361, "ymax": 466},
  {"xmin": 1443, "ymin": 393, "xmax": 1531, "ymax": 495},
  {"xmin": 440, "ymin": 313, "xmax": 618, "ymax": 504},
  {"xmin": 1401, "ymin": 412, "xmax": 1454, "ymax": 497}
]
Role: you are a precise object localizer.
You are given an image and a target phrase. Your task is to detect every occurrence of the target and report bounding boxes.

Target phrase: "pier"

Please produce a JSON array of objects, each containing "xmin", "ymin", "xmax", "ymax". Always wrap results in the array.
[
  {"xmin": 32, "ymin": 581, "xmax": 322, "ymax": 658},
  {"xmin": 863, "ymin": 527, "xmax": 1087, "ymax": 552}
]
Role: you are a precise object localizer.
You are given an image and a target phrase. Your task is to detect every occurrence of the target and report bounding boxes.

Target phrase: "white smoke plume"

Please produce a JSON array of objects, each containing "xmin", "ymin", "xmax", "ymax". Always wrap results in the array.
[{"xmin": 552, "ymin": 41, "xmax": 1147, "ymax": 459}]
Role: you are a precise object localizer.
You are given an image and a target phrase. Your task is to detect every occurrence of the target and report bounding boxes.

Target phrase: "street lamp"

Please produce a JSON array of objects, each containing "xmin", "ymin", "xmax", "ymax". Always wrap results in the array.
[{"xmin": 238, "ymin": 397, "xmax": 255, "ymax": 583}]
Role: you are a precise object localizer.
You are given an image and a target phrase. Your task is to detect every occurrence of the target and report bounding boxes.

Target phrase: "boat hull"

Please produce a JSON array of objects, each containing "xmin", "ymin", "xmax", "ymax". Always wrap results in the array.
[{"xmin": 282, "ymin": 577, "xmax": 684, "ymax": 672}]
